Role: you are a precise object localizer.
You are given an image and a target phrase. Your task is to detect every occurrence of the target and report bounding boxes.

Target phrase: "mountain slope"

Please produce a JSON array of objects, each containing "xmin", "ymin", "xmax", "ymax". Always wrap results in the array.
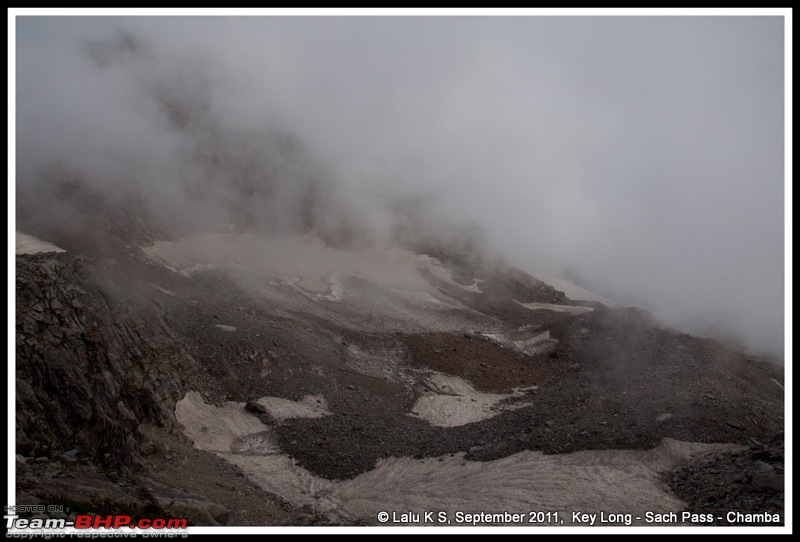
[{"xmin": 14, "ymin": 225, "xmax": 784, "ymax": 527}]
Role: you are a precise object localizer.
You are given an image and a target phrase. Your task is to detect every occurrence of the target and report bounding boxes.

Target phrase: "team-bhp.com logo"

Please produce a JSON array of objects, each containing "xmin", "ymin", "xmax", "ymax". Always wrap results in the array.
[{"xmin": 6, "ymin": 513, "xmax": 188, "ymax": 538}]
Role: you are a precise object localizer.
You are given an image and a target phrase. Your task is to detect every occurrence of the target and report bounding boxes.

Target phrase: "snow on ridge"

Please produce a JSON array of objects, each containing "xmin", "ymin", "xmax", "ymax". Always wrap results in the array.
[{"xmin": 16, "ymin": 231, "xmax": 66, "ymax": 255}]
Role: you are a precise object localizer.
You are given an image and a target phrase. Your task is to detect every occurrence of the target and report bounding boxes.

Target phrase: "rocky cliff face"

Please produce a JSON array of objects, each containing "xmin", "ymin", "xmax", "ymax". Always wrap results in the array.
[
  {"xmin": 16, "ymin": 253, "xmax": 197, "ymax": 469},
  {"xmin": 15, "ymin": 247, "xmax": 342, "ymax": 525}
]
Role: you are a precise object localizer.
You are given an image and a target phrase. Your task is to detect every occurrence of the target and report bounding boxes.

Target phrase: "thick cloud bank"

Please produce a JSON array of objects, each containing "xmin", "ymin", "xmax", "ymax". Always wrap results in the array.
[{"xmin": 14, "ymin": 14, "xmax": 786, "ymax": 359}]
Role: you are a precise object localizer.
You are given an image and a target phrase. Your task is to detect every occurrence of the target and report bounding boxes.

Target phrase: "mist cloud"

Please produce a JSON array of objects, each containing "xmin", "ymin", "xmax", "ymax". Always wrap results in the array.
[{"xmin": 14, "ymin": 14, "xmax": 786, "ymax": 359}]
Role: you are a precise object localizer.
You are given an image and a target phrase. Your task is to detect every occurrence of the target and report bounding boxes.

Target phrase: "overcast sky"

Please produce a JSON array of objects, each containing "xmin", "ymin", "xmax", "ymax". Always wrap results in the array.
[{"xmin": 13, "ymin": 12, "xmax": 787, "ymax": 359}]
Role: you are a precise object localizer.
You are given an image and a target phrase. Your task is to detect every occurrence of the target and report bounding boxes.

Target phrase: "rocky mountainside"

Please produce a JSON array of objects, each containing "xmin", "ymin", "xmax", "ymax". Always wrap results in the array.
[{"xmin": 14, "ymin": 217, "xmax": 784, "ymax": 528}]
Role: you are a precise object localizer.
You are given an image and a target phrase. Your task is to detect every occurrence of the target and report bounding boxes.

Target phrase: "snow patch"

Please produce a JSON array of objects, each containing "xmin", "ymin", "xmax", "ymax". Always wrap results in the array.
[
  {"xmin": 409, "ymin": 372, "xmax": 532, "ymax": 427},
  {"xmin": 417, "ymin": 254, "xmax": 484, "ymax": 293},
  {"xmin": 480, "ymin": 329, "xmax": 558, "ymax": 356},
  {"xmin": 16, "ymin": 231, "xmax": 66, "ymax": 255},
  {"xmin": 461, "ymin": 279, "xmax": 484, "ymax": 293},
  {"xmin": 175, "ymin": 392, "xmax": 744, "ymax": 526},
  {"xmin": 147, "ymin": 283, "xmax": 178, "ymax": 297},
  {"xmin": 536, "ymin": 274, "xmax": 620, "ymax": 307},
  {"xmin": 176, "ymin": 391, "xmax": 330, "ymax": 453},
  {"xmin": 515, "ymin": 300, "xmax": 595, "ymax": 314}
]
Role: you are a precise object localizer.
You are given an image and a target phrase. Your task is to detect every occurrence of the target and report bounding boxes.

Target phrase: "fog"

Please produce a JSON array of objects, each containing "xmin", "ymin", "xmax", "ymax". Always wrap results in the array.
[{"xmin": 13, "ymin": 13, "xmax": 786, "ymax": 359}]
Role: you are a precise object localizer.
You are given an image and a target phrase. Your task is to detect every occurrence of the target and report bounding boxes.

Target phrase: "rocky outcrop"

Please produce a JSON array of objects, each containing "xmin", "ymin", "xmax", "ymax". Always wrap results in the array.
[
  {"xmin": 15, "ymin": 253, "xmax": 199, "ymax": 470},
  {"xmin": 667, "ymin": 433, "xmax": 784, "ymax": 525}
]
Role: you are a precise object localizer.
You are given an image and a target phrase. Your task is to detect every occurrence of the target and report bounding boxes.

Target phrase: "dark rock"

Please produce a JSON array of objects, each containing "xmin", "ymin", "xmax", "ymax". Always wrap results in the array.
[
  {"xmin": 751, "ymin": 473, "xmax": 784, "ymax": 492},
  {"xmin": 60, "ymin": 449, "xmax": 79, "ymax": 463},
  {"xmin": 257, "ymin": 413, "xmax": 275, "ymax": 426},
  {"xmin": 244, "ymin": 401, "xmax": 268, "ymax": 414},
  {"xmin": 752, "ymin": 460, "xmax": 773, "ymax": 472}
]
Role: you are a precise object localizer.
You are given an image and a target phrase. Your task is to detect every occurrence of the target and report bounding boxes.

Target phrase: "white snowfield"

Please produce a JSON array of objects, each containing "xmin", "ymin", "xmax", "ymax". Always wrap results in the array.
[
  {"xmin": 176, "ymin": 391, "xmax": 744, "ymax": 527},
  {"xmin": 142, "ymin": 231, "xmax": 501, "ymax": 334},
  {"xmin": 15, "ymin": 231, "xmax": 66, "ymax": 255},
  {"xmin": 143, "ymin": 232, "xmax": 610, "ymax": 319},
  {"xmin": 143, "ymin": 231, "xmax": 444, "ymax": 297}
]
